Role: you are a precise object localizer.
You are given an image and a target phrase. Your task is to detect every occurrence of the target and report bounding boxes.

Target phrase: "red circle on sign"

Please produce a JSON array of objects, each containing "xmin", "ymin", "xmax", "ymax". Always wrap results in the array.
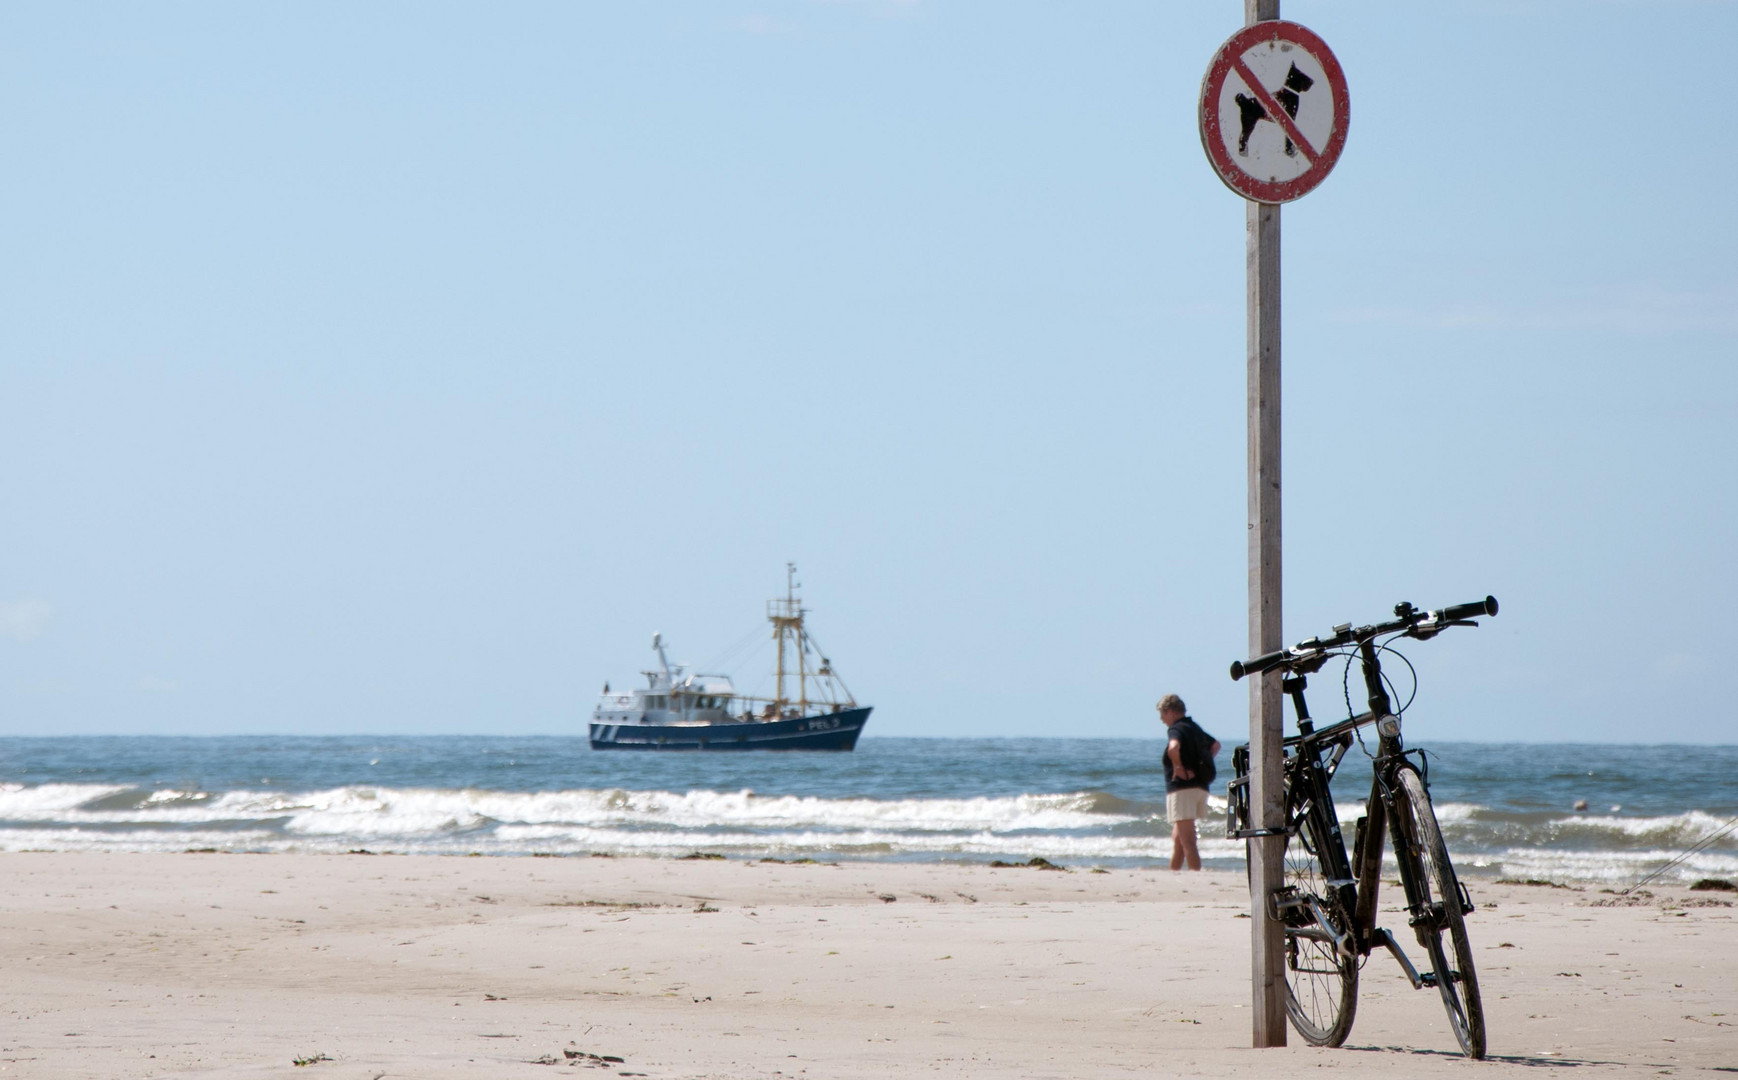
[{"xmin": 1199, "ymin": 21, "xmax": 1349, "ymax": 204}]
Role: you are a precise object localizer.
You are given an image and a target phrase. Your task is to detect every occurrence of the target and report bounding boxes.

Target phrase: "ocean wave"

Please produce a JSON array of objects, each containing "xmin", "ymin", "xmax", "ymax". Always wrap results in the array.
[
  {"xmin": 0, "ymin": 782, "xmax": 132, "ymax": 816},
  {"xmin": 1472, "ymin": 847, "xmax": 1738, "ymax": 886},
  {"xmin": 0, "ymin": 818, "xmax": 1725, "ymax": 885},
  {"xmin": 1537, "ymin": 810, "xmax": 1737, "ymax": 845},
  {"xmin": 0, "ymin": 779, "xmax": 1729, "ymax": 885},
  {"xmin": 0, "ymin": 784, "xmax": 1151, "ymax": 836},
  {"xmin": 0, "ymin": 822, "xmax": 1244, "ymax": 862}
]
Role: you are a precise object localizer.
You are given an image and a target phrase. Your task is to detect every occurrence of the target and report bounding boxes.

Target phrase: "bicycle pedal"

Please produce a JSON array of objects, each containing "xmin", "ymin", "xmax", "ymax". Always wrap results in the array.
[
  {"xmin": 1419, "ymin": 971, "xmax": 1438, "ymax": 988},
  {"xmin": 1267, "ymin": 887, "xmax": 1294, "ymax": 920}
]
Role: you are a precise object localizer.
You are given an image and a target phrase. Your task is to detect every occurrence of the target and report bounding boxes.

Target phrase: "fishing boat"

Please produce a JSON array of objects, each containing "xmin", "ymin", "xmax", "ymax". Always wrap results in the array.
[{"xmin": 588, "ymin": 566, "xmax": 871, "ymax": 751}]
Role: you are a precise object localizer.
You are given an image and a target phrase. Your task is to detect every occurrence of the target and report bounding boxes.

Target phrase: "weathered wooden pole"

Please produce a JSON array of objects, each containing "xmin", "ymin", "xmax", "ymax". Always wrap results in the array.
[
  {"xmin": 1244, "ymin": 0, "xmax": 1288, "ymax": 1051},
  {"xmin": 1201, "ymin": 1, "xmax": 1347, "ymax": 1049}
]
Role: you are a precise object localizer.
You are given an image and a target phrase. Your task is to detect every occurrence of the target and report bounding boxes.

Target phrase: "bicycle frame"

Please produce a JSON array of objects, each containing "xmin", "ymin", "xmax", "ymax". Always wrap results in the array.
[{"xmin": 1255, "ymin": 640, "xmax": 1452, "ymax": 987}]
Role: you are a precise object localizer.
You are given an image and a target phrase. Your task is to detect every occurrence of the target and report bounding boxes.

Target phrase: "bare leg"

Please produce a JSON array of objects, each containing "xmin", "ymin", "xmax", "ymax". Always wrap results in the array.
[{"xmin": 1171, "ymin": 819, "xmax": 1202, "ymax": 871}]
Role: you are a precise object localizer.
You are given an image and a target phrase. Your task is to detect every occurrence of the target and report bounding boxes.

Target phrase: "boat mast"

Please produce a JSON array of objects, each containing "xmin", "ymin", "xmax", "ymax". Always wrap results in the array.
[
  {"xmin": 768, "ymin": 562, "xmax": 806, "ymax": 712},
  {"xmin": 797, "ymin": 574, "xmax": 808, "ymax": 712}
]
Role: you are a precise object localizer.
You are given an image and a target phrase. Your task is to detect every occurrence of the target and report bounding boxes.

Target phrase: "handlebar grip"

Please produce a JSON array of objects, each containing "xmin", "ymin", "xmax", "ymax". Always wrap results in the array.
[
  {"xmin": 1441, "ymin": 595, "xmax": 1498, "ymax": 621},
  {"xmin": 1229, "ymin": 649, "xmax": 1290, "ymax": 681}
]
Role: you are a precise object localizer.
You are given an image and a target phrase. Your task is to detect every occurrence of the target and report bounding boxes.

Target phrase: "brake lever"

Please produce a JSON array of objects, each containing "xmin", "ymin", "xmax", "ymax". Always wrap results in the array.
[
  {"xmin": 1291, "ymin": 652, "xmax": 1331, "ymax": 675},
  {"xmin": 1406, "ymin": 618, "xmax": 1479, "ymax": 641}
]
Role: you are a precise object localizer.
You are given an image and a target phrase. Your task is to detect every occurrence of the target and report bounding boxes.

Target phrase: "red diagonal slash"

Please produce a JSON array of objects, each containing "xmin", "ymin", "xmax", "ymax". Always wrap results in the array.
[{"xmin": 1231, "ymin": 54, "xmax": 1320, "ymax": 163}]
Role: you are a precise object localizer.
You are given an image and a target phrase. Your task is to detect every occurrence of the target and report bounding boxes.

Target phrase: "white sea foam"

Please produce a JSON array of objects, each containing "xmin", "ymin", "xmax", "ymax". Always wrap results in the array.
[
  {"xmin": 1428, "ymin": 802, "xmax": 1484, "ymax": 826},
  {"xmin": 1, "ymin": 779, "xmax": 1729, "ymax": 885},
  {"xmin": 0, "ymin": 783, "xmax": 131, "ymax": 817},
  {"xmin": 1542, "ymin": 810, "xmax": 1734, "ymax": 843},
  {"xmin": 0, "ymin": 785, "xmax": 1148, "ymax": 835},
  {"xmin": 0, "ymin": 822, "xmax": 1242, "ymax": 862},
  {"xmin": 0, "ymin": 827, "xmax": 298, "ymax": 855},
  {"xmin": 1330, "ymin": 800, "xmax": 1484, "ymax": 828},
  {"xmin": 1480, "ymin": 847, "xmax": 1738, "ymax": 886},
  {"xmin": 0, "ymin": 814, "xmax": 1723, "ymax": 885}
]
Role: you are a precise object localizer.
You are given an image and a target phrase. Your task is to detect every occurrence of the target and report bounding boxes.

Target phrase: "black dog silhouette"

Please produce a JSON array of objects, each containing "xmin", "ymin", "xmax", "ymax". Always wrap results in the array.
[{"xmin": 1234, "ymin": 63, "xmax": 1315, "ymax": 157}]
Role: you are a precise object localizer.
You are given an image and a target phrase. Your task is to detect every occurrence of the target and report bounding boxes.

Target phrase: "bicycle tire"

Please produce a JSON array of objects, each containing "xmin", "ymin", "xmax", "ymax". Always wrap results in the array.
[
  {"xmin": 1280, "ymin": 813, "xmax": 1358, "ymax": 1046},
  {"xmin": 1393, "ymin": 766, "xmax": 1486, "ymax": 1059}
]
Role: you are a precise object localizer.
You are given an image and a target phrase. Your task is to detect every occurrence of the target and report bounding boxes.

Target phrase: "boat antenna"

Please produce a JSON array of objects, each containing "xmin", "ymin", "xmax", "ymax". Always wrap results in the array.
[{"xmin": 652, "ymin": 631, "xmax": 673, "ymax": 681}]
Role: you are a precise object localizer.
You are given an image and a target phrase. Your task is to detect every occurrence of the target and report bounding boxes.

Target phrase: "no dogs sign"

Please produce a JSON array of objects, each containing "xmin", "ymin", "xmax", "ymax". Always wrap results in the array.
[{"xmin": 1199, "ymin": 21, "xmax": 1349, "ymax": 204}]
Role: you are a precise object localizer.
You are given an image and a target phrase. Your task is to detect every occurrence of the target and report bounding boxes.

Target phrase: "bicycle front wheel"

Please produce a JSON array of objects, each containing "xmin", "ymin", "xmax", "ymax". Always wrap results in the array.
[
  {"xmin": 1280, "ymin": 818, "xmax": 1358, "ymax": 1046},
  {"xmin": 1394, "ymin": 766, "xmax": 1485, "ymax": 1059}
]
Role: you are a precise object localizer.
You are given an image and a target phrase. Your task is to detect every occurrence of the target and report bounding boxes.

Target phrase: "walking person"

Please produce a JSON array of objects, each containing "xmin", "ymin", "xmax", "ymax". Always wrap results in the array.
[{"xmin": 1158, "ymin": 694, "xmax": 1220, "ymax": 871}]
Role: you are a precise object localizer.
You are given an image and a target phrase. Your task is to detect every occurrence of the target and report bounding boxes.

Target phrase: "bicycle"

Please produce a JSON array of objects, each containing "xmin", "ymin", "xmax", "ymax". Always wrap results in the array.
[{"xmin": 1224, "ymin": 596, "xmax": 1498, "ymax": 1058}]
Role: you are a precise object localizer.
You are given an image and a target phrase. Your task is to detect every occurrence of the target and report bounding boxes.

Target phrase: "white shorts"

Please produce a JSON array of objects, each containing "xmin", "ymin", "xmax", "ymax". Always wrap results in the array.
[{"xmin": 1167, "ymin": 787, "xmax": 1210, "ymax": 822}]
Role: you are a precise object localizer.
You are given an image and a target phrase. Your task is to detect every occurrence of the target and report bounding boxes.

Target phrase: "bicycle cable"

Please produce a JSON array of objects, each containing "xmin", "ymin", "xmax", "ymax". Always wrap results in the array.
[
  {"xmin": 1340, "ymin": 652, "xmax": 1357, "ymax": 725},
  {"xmin": 1339, "ymin": 653, "xmax": 1378, "ymax": 761},
  {"xmin": 1375, "ymin": 639, "xmax": 1420, "ymax": 715}
]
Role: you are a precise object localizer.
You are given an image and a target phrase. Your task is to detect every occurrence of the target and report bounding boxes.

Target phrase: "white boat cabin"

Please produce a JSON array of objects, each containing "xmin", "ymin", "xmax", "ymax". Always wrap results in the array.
[{"xmin": 592, "ymin": 632, "xmax": 742, "ymax": 727}]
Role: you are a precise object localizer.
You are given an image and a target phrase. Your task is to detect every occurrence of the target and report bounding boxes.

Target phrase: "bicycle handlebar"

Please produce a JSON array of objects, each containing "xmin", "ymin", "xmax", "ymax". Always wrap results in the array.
[
  {"xmin": 1441, "ymin": 596, "xmax": 1498, "ymax": 622},
  {"xmin": 1229, "ymin": 649, "xmax": 1290, "ymax": 681},
  {"xmin": 1228, "ymin": 595, "xmax": 1498, "ymax": 681}
]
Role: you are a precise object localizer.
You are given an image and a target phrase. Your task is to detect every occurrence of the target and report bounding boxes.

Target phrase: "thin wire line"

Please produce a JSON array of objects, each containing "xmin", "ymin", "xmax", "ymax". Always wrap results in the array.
[
  {"xmin": 698, "ymin": 624, "xmax": 766, "ymax": 674},
  {"xmin": 1622, "ymin": 813, "xmax": 1738, "ymax": 895}
]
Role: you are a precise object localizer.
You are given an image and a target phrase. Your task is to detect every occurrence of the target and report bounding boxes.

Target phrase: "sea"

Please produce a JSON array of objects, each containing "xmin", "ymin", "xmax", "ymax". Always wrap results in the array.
[{"xmin": 1, "ymin": 737, "xmax": 1733, "ymax": 888}]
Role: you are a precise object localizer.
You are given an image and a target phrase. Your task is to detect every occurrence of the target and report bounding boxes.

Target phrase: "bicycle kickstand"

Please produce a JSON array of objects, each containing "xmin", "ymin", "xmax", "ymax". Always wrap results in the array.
[{"xmin": 1372, "ymin": 928, "xmax": 1427, "ymax": 989}]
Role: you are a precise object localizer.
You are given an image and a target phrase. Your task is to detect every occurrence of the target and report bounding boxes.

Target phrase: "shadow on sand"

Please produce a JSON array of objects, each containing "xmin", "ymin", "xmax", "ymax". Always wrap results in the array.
[{"xmin": 1343, "ymin": 1044, "xmax": 1650, "ymax": 1070}]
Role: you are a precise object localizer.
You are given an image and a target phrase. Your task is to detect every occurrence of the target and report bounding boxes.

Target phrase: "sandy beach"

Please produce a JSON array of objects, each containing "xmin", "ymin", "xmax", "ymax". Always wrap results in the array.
[{"xmin": 1, "ymin": 852, "xmax": 1732, "ymax": 1078}]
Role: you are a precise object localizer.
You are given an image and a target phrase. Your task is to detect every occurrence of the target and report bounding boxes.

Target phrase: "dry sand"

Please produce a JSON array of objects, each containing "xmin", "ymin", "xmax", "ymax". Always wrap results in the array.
[{"xmin": 1, "ymin": 852, "xmax": 1732, "ymax": 1078}]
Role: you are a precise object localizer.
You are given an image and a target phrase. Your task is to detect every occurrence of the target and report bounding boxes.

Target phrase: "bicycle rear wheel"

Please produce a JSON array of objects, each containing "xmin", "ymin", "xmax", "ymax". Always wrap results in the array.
[
  {"xmin": 1280, "ymin": 817, "xmax": 1358, "ymax": 1046},
  {"xmin": 1393, "ymin": 766, "xmax": 1485, "ymax": 1059}
]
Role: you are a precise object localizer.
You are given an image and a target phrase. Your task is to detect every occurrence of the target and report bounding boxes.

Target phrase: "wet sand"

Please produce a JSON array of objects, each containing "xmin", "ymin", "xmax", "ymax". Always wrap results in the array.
[{"xmin": 1, "ymin": 852, "xmax": 1732, "ymax": 1077}]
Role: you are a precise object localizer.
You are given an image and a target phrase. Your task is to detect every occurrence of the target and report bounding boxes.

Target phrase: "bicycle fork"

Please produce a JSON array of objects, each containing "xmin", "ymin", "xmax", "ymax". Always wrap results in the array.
[
  {"xmin": 1345, "ymin": 766, "xmax": 1447, "ymax": 989},
  {"xmin": 1345, "ymin": 637, "xmax": 1444, "ymax": 988}
]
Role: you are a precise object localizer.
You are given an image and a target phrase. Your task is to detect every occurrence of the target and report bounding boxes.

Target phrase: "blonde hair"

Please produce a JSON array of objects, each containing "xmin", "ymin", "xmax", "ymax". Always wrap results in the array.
[{"xmin": 1157, "ymin": 694, "xmax": 1186, "ymax": 715}]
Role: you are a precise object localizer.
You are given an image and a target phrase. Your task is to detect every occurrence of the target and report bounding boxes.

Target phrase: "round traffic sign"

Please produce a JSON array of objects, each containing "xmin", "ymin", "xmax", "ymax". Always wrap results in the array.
[{"xmin": 1199, "ymin": 21, "xmax": 1349, "ymax": 204}]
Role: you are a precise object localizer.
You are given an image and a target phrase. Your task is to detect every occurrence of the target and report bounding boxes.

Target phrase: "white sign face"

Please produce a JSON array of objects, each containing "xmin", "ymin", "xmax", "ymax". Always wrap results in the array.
[
  {"xmin": 1199, "ymin": 21, "xmax": 1349, "ymax": 204},
  {"xmin": 1216, "ymin": 44, "xmax": 1334, "ymax": 184}
]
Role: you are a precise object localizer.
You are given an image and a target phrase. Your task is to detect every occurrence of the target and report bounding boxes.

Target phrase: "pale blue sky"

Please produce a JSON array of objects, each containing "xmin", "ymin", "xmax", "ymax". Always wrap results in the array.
[{"xmin": 2, "ymin": 2, "xmax": 1733, "ymax": 741}]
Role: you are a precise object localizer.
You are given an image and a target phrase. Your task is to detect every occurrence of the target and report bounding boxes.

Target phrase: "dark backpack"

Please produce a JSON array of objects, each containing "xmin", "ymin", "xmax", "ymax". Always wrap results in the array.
[{"xmin": 1180, "ymin": 719, "xmax": 1218, "ymax": 787}]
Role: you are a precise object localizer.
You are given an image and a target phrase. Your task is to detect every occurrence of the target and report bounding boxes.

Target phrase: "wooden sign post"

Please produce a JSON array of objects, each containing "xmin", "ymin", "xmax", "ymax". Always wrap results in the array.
[
  {"xmin": 1197, "ymin": 2, "xmax": 1349, "ymax": 1048},
  {"xmin": 1246, "ymin": 163, "xmax": 1287, "ymax": 1049}
]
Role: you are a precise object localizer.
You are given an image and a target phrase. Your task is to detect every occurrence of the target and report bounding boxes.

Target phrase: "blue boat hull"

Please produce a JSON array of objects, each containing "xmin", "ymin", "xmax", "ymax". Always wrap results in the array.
[{"xmin": 589, "ymin": 707, "xmax": 870, "ymax": 751}]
